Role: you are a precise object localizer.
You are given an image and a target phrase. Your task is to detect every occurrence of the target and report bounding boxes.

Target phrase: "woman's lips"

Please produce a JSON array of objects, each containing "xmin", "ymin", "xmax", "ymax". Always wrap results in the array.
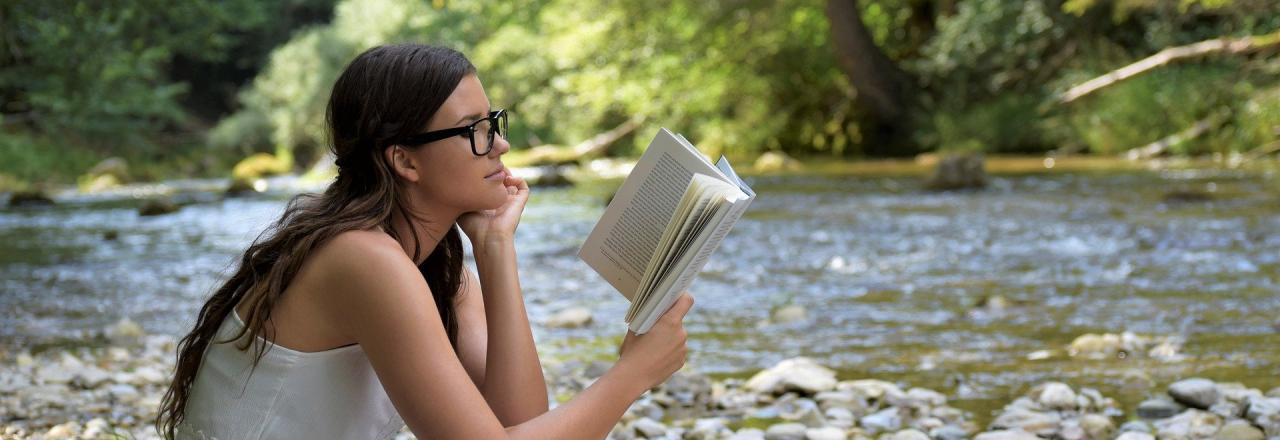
[{"xmin": 484, "ymin": 165, "xmax": 507, "ymax": 181}]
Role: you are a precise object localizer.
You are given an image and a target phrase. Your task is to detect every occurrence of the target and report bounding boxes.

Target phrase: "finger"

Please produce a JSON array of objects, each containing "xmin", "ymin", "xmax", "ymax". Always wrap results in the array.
[{"xmin": 666, "ymin": 294, "xmax": 694, "ymax": 321}]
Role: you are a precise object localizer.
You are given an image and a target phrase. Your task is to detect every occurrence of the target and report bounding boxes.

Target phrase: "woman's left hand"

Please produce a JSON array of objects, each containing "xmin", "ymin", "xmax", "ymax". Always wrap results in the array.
[{"xmin": 459, "ymin": 174, "xmax": 530, "ymax": 248}]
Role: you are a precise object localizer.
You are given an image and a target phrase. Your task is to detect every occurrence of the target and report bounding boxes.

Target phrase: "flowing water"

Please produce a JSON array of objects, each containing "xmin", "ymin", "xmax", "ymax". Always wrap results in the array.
[{"xmin": 2, "ymin": 158, "xmax": 1277, "ymax": 419}]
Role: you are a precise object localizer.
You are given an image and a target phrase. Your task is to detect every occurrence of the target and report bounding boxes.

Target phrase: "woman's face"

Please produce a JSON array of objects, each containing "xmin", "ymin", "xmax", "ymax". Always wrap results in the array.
[{"xmin": 396, "ymin": 73, "xmax": 511, "ymax": 215}]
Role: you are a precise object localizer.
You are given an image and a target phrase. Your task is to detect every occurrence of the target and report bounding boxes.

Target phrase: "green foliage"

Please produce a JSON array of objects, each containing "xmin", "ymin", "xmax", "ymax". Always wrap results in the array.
[
  {"xmin": 1062, "ymin": 63, "xmax": 1244, "ymax": 155},
  {"xmin": 927, "ymin": 94, "xmax": 1052, "ymax": 153}
]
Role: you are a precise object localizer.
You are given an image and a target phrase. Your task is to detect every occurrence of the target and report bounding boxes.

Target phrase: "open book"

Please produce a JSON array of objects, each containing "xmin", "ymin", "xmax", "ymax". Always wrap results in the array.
[{"xmin": 579, "ymin": 128, "xmax": 756, "ymax": 334}]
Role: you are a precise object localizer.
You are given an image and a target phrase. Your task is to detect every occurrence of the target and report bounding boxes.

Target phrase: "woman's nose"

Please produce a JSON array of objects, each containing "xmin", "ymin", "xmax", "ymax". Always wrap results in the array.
[{"xmin": 489, "ymin": 133, "xmax": 511, "ymax": 156}]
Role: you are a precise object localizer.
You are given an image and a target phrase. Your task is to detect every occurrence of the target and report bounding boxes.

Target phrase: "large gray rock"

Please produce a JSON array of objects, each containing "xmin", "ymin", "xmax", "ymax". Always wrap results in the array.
[
  {"xmin": 1170, "ymin": 378, "xmax": 1222, "ymax": 409},
  {"xmin": 746, "ymin": 358, "xmax": 837, "ymax": 396}
]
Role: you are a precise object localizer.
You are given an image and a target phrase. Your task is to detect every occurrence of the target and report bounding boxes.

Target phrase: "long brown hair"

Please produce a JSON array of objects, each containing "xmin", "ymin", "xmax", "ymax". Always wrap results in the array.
[{"xmin": 155, "ymin": 44, "xmax": 476, "ymax": 439}]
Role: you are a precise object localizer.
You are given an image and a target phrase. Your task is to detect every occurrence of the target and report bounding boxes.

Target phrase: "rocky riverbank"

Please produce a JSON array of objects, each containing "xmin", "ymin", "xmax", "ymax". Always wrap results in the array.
[{"xmin": 1, "ymin": 322, "xmax": 1276, "ymax": 440}]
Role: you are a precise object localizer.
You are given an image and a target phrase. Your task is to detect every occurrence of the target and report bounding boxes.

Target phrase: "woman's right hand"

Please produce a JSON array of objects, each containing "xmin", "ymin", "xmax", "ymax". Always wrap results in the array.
[{"xmin": 613, "ymin": 293, "xmax": 694, "ymax": 391}]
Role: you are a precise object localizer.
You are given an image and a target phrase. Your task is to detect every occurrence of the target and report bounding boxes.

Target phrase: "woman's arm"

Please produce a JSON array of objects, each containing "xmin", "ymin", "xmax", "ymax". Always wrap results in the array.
[
  {"xmin": 469, "ymin": 236, "xmax": 547, "ymax": 425},
  {"xmin": 313, "ymin": 231, "xmax": 692, "ymax": 440}
]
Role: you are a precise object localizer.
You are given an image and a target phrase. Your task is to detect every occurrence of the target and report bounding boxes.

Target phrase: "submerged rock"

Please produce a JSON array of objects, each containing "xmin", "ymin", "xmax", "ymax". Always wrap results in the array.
[{"xmin": 925, "ymin": 154, "xmax": 987, "ymax": 191}]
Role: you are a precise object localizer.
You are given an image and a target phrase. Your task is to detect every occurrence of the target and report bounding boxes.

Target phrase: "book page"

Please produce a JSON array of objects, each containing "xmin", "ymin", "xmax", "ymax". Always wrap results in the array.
[{"xmin": 579, "ymin": 129, "xmax": 737, "ymax": 299}]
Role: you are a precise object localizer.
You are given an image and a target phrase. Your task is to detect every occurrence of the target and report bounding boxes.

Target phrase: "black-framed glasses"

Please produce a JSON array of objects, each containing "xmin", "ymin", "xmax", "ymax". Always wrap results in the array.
[{"xmin": 399, "ymin": 109, "xmax": 508, "ymax": 156}]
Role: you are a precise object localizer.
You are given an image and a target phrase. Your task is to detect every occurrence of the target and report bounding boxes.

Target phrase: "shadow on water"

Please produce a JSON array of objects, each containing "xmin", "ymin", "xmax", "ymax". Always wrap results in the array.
[{"xmin": 2, "ymin": 157, "xmax": 1277, "ymax": 421}]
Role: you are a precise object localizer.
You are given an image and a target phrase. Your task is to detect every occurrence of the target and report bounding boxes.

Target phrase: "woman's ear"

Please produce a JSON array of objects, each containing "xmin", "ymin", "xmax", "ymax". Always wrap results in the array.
[{"xmin": 385, "ymin": 145, "xmax": 420, "ymax": 182}]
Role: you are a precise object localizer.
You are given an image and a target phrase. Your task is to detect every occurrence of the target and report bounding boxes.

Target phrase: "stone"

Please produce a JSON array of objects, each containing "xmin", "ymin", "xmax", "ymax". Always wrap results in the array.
[
  {"xmin": 896, "ymin": 387, "xmax": 947, "ymax": 409},
  {"xmin": 1245, "ymin": 397, "xmax": 1280, "ymax": 437},
  {"xmin": 730, "ymin": 428, "xmax": 767, "ymax": 440},
  {"xmin": 765, "ymin": 423, "xmax": 807, "ymax": 440},
  {"xmin": 1036, "ymin": 382, "xmax": 1078, "ymax": 410},
  {"xmin": 859, "ymin": 407, "xmax": 901, "ymax": 433},
  {"xmin": 754, "ymin": 151, "xmax": 802, "ymax": 173},
  {"xmin": 804, "ymin": 426, "xmax": 847, "ymax": 440},
  {"xmin": 8, "ymin": 190, "xmax": 55, "ymax": 207},
  {"xmin": 1268, "ymin": 388, "xmax": 1280, "ymax": 398},
  {"xmin": 687, "ymin": 418, "xmax": 731, "ymax": 440},
  {"xmin": 1116, "ymin": 432, "xmax": 1156, "ymax": 440},
  {"xmin": 1215, "ymin": 421, "xmax": 1266, "ymax": 440},
  {"xmin": 107, "ymin": 318, "xmax": 147, "ymax": 345},
  {"xmin": 973, "ymin": 430, "xmax": 1040, "ymax": 440},
  {"xmin": 83, "ymin": 418, "xmax": 110, "ymax": 438},
  {"xmin": 1137, "ymin": 399, "xmax": 1182, "ymax": 419},
  {"xmin": 1060, "ymin": 419, "xmax": 1086, "ymax": 440},
  {"xmin": 1120, "ymin": 421, "xmax": 1152, "ymax": 433},
  {"xmin": 1170, "ymin": 378, "xmax": 1222, "ymax": 409},
  {"xmin": 930, "ymin": 425, "xmax": 970, "ymax": 440},
  {"xmin": 631, "ymin": 417, "xmax": 667, "ymax": 438},
  {"xmin": 1079, "ymin": 414, "xmax": 1114, "ymax": 440},
  {"xmin": 925, "ymin": 154, "xmax": 987, "ymax": 191},
  {"xmin": 1154, "ymin": 409, "xmax": 1223, "ymax": 440},
  {"xmin": 108, "ymin": 383, "xmax": 140, "ymax": 403},
  {"xmin": 825, "ymin": 407, "xmax": 856, "ymax": 429},
  {"xmin": 139, "ymin": 199, "xmax": 181, "ymax": 216},
  {"xmin": 772, "ymin": 304, "xmax": 808, "ymax": 324},
  {"xmin": 885, "ymin": 429, "xmax": 930, "ymax": 440},
  {"xmin": 746, "ymin": 358, "xmax": 838, "ymax": 396},
  {"xmin": 43, "ymin": 422, "xmax": 78, "ymax": 440},
  {"xmin": 546, "ymin": 307, "xmax": 593, "ymax": 328},
  {"xmin": 837, "ymin": 379, "xmax": 904, "ymax": 402},
  {"xmin": 731, "ymin": 428, "xmax": 768, "ymax": 440},
  {"xmin": 816, "ymin": 390, "xmax": 866, "ymax": 413},
  {"xmin": 990, "ymin": 408, "xmax": 1061, "ymax": 436}
]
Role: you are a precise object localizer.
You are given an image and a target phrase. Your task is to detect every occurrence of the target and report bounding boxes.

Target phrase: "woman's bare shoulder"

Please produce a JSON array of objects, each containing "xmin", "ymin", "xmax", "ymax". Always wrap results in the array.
[{"xmin": 311, "ymin": 229, "xmax": 409, "ymax": 269}]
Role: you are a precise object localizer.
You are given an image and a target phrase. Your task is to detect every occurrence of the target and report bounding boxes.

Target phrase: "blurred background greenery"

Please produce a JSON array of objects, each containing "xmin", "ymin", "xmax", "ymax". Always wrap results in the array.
[{"xmin": 1, "ymin": 0, "xmax": 1278, "ymax": 189}]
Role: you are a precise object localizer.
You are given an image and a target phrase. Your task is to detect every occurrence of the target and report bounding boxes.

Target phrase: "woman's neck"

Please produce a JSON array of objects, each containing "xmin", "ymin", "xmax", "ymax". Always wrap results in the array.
[{"xmin": 387, "ymin": 203, "xmax": 459, "ymax": 266}]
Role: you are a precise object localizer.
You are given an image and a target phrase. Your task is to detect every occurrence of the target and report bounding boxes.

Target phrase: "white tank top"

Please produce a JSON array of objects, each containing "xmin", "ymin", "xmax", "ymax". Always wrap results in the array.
[{"xmin": 177, "ymin": 310, "xmax": 406, "ymax": 439}]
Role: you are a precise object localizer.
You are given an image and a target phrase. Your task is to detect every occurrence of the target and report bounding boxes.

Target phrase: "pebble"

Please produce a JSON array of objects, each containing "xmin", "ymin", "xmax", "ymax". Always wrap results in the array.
[
  {"xmin": 1215, "ymin": 420, "xmax": 1266, "ymax": 440},
  {"xmin": 630, "ymin": 417, "xmax": 667, "ymax": 438},
  {"xmin": 545, "ymin": 307, "xmax": 593, "ymax": 328},
  {"xmin": 1169, "ymin": 377, "xmax": 1221, "ymax": 409},
  {"xmin": 860, "ymin": 407, "xmax": 902, "ymax": 433},
  {"xmin": 885, "ymin": 428, "xmax": 929, "ymax": 440},
  {"xmin": 764, "ymin": 422, "xmax": 807, "ymax": 440},
  {"xmin": 730, "ymin": 428, "xmax": 767, "ymax": 440},
  {"xmin": 1137, "ymin": 398, "xmax": 1182, "ymax": 419},
  {"xmin": 930, "ymin": 425, "xmax": 970, "ymax": 440},
  {"xmin": 1116, "ymin": 431, "xmax": 1156, "ymax": 440},
  {"xmin": 771, "ymin": 304, "xmax": 808, "ymax": 324},
  {"xmin": 1036, "ymin": 382, "xmax": 1078, "ymax": 409},
  {"xmin": 803, "ymin": 426, "xmax": 846, "ymax": 440},
  {"xmin": 973, "ymin": 429, "xmax": 1041, "ymax": 440}
]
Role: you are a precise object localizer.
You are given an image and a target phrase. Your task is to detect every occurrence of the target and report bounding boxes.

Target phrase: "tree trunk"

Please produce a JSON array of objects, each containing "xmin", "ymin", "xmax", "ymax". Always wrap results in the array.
[{"xmin": 826, "ymin": 0, "xmax": 917, "ymax": 153}]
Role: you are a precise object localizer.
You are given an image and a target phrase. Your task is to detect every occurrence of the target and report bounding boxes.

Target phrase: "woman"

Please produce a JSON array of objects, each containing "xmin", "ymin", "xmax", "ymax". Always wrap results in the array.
[{"xmin": 156, "ymin": 44, "xmax": 693, "ymax": 439}]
